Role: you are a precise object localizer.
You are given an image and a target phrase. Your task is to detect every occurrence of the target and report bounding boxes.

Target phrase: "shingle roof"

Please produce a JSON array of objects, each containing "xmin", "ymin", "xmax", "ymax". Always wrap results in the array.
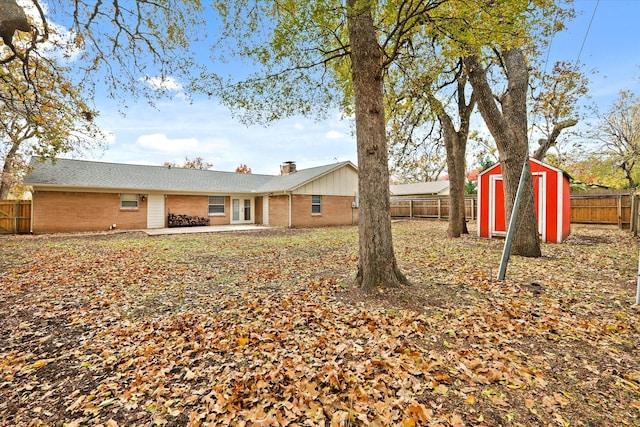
[
  {"xmin": 25, "ymin": 157, "xmax": 357, "ymax": 194},
  {"xmin": 390, "ymin": 181, "xmax": 450, "ymax": 196}
]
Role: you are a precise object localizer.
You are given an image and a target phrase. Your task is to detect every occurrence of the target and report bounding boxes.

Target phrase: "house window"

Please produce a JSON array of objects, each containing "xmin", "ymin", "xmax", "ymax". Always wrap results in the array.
[
  {"xmin": 244, "ymin": 199, "xmax": 251, "ymax": 220},
  {"xmin": 120, "ymin": 193, "xmax": 139, "ymax": 210},
  {"xmin": 311, "ymin": 195, "xmax": 322, "ymax": 214},
  {"xmin": 208, "ymin": 196, "xmax": 225, "ymax": 215}
]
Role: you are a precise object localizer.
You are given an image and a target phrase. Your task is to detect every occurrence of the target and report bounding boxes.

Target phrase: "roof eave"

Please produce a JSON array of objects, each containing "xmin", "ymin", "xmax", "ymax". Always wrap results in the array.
[{"xmin": 28, "ymin": 184, "xmax": 256, "ymax": 196}]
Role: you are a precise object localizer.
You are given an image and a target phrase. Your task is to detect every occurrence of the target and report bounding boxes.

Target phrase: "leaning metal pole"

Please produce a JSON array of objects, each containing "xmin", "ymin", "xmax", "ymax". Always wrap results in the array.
[{"xmin": 497, "ymin": 159, "xmax": 530, "ymax": 280}]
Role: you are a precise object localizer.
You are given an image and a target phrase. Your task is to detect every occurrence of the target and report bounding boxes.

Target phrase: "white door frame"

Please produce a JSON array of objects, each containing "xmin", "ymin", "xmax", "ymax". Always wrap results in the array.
[
  {"xmin": 262, "ymin": 196, "xmax": 269, "ymax": 226},
  {"xmin": 230, "ymin": 196, "xmax": 254, "ymax": 224},
  {"xmin": 488, "ymin": 175, "xmax": 505, "ymax": 238},
  {"xmin": 534, "ymin": 172, "xmax": 547, "ymax": 242},
  {"xmin": 488, "ymin": 173, "xmax": 546, "ymax": 239},
  {"xmin": 146, "ymin": 194, "xmax": 165, "ymax": 228}
]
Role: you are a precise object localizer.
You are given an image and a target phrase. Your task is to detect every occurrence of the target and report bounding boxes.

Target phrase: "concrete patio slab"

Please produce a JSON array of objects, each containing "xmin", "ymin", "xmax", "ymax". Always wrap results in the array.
[{"xmin": 143, "ymin": 225, "xmax": 272, "ymax": 236}]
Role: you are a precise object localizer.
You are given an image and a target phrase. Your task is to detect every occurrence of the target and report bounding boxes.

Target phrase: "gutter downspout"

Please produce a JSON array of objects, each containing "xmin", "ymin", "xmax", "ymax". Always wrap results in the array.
[
  {"xmin": 30, "ymin": 192, "xmax": 34, "ymax": 233},
  {"xmin": 288, "ymin": 191, "xmax": 292, "ymax": 227}
]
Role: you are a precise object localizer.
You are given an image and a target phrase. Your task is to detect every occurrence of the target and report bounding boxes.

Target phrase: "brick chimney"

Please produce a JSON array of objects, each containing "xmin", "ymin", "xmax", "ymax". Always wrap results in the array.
[{"xmin": 280, "ymin": 161, "xmax": 297, "ymax": 175}]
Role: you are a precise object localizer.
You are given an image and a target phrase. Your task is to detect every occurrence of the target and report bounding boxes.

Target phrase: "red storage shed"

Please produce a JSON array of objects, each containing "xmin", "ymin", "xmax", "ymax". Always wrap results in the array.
[{"xmin": 477, "ymin": 158, "xmax": 571, "ymax": 243}]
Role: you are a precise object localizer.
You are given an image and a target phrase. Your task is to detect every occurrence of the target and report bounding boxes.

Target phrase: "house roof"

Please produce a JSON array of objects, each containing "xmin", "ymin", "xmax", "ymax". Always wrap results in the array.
[
  {"xmin": 390, "ymin": 181, "xmax": 450, "ymax": 196},
  {"xmin": 25, "ymin": 157, "xmax": 358, "ymax": 194}
]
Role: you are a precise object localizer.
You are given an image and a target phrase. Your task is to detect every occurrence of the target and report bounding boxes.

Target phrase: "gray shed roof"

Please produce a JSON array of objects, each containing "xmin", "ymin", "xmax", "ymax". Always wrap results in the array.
[
  {"xmin": 25, "ymin": 157, "xmax": 357, "ymax": 194},
  {"xmin": 390, "ymin": 181, "xmax": 450, "ymax": 196}
]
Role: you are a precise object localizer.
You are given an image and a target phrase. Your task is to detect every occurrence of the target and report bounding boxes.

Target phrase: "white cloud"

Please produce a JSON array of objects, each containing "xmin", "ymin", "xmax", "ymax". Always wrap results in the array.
[
  {"xmin": 136, "ymin": 134, "xmax": 198, "ymax": 152},
  {"xmin": 93, "ymin": 94, "xmax": 358, "ymax": 173},
  {"xmin": 325, "ymin": 130, "xmax": 345, "ymax": 140},
  {"xmin": 142, "ymin": 76, "xmax": 183, "ymax": 92},
  {"xmin": 95, "ymin": 129, "xmax": 116, "ymax": 145}
]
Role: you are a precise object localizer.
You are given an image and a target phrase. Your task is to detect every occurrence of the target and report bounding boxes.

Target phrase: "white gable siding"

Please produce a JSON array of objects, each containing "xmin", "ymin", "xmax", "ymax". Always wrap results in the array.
[{"xmin": 293, "ymin": 167, "xmax": 358, "ymax": 196}]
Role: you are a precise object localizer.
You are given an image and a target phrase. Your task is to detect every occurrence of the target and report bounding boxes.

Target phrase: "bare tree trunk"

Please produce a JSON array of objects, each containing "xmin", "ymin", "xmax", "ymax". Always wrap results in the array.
[
  {"xmin": 0, "ymin": 166, "xmax": 11, "ymax": 199},
  {"xmin": 0, "ymin": 0, "xmax": 30, "ymax": 46},
  {"xmin": 442, "ymin": 117, "xmax": 465, "ymax": 237},
  {"xmin": 465, "ymin": 49, "xmax": 541, "ymax": 257},
  {"xmin": 621, "ymin": 161, "xmax": 637, "ymax": 190},
  {"xmin": 429, "ymin": 74, "xmax": 474, "ymax": 237},
  {"xmin": 531, "ymin": 119, "xmax": 577, "ymax": 161},
  {"xmin": 454, "ymin": 132, "xmax": 469, "ymax": 235},
  {"xmin": 347, "ymin": 0, "xmax": 409, "ymax": 291},
  {"xmin": 0, "ymin": 137, "xmax": 21, "ymax": 199}
]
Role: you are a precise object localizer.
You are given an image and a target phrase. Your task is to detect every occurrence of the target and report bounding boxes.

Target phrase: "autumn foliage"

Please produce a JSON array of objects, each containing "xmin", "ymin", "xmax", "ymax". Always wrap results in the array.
[
  {"xmin": 1, "ymin": 221, "xmax": 639, "ymax": 426},
  {"xmin": 235, "ymin": 164, "xmax": 252, "ymax": 174}
]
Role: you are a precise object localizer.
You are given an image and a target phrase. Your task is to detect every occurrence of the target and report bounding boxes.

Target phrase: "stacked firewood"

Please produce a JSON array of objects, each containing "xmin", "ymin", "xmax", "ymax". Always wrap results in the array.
[{"xmin": 168, "ymin": 213, "xmax": 210, "ymax": 228}]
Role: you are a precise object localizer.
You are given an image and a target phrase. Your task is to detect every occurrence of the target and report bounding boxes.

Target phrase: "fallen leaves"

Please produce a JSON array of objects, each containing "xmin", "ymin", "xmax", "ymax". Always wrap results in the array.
[{"xmin": 0, "ymin": 223, "xmax": 639, "ymax": 426}]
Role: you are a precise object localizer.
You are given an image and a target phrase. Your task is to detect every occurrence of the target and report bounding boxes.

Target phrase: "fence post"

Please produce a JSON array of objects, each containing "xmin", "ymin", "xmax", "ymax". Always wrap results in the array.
[
  {"xmin": 631, "ymin": 194, "xmax": 638, "ymax": 236},
  {"xmin": 14, "ymin": 201, "xmax": 18, "ymax": 234},
  {"xmin": 410, "ymin": 199, "xmax": 413, "ymax": 218},
  {"xmin": 617, "ymin": 195, "xmax": 622, "ymax": 229},
  {"xmin": 474, "ymin": 197, "xmax": 477, "ymax": 220},
  {"xmin": 471, "ymin": 197, "xmax": 475, "ymax": 220}
]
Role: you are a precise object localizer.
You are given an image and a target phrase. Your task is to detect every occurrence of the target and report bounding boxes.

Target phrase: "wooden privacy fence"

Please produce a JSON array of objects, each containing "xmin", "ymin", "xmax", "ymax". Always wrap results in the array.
[
  {"xmin": 391, "ymin": 193, "xmax": 632, "ymax": 228},
  {"xmin": 390, "ymin": 197, "xmax": 477, "ymax": 221},
  {"xmin": 570, "ymin": 193, "xmax": 631, "ymax": 228},
  {"xmin": 0, "ymin": 195, "xmax": 633, "ymax": 234},
  {"xmin": 0, "ymin": 200, "xmax": 31, "ymax": 234}
]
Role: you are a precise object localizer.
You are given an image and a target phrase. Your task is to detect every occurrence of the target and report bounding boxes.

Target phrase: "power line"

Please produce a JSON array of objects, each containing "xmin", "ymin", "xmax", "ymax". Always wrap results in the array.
[{"xmin": 575, "ymin": 0, "xmax": 600, "ymax": 67}]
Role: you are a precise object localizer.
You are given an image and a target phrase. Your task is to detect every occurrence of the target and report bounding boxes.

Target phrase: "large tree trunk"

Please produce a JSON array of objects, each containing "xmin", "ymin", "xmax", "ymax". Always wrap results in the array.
[
  {"xmin": 347, "ymin": 0, "xmax": 409, "ymax": 291},
  {"xmin": 427, "ymin": 75, "xmax": 474, "ymax": 237},
  {"xmin": 465, "ymin": 49, "xmax": 541, "ymax": 257},
  {"xmin": 0, "ymin": 0, "xmax": 30, "ymax": 46},
  {"xmin": 0, "ymin": 136, "xmax": 21, "ymax": 199},
  {"xmin": 442, "ymin": 116, "xmax": 466, "ymax": 237},
  {"xmin": 0, "ymin": 163, "xmax": 11, "ymax": 199}
]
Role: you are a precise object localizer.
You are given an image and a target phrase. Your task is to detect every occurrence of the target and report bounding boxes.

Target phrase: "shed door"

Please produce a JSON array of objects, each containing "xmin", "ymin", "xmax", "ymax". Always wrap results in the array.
[
  {"xmin": 532, "ymin": 172, "xmax": 546, "ymax": 241},
  {"xmin": 490, "ymin": 177, "xmax": 507, "ymax": 235},
  {"xmin": 147, "ymin": 194, "xmax": 165, "ymax": 228},
  {"xmin": 489, "ymin": 174, "xmax": 544, "ymax": 238}
]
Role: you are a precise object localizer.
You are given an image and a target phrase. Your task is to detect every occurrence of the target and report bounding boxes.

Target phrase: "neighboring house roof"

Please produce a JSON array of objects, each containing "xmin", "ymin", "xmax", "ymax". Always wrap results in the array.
[
  {"xmin": 390, "ymin": 181, "xmax": 450, "ymax": 197},
  {"xmin": 24, "ymin": 157, "xmax": 358, "ymax": 194}
]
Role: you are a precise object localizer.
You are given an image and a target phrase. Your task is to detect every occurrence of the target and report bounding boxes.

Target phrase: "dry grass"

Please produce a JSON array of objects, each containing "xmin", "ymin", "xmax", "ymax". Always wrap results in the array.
[{"xmin": 1, "ymin": 220, "xmax": 639, "ymax": 426}]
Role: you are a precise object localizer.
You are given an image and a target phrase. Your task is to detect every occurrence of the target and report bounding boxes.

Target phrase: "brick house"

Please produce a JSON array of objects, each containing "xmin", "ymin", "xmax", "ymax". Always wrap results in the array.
[{"xmin": 24, "ymin": 157, "xmax": 360, "ymax": 233}]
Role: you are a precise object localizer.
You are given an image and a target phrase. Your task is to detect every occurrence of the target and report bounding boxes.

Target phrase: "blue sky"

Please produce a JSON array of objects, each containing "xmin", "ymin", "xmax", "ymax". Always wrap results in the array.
[
  {"xmin": 547, "ymin": 0, "xmax": 640, "ymax": 108},
  {"xmin": 84, "ymin": 0, "xmax": 640, "ymax": 175}
]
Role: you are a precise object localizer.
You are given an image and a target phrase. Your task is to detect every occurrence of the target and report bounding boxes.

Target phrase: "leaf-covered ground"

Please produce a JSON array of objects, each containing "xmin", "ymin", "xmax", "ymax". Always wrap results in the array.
[{"xmin": 1, "ymin": 221, "xmax": 639, "ymax": 426}]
